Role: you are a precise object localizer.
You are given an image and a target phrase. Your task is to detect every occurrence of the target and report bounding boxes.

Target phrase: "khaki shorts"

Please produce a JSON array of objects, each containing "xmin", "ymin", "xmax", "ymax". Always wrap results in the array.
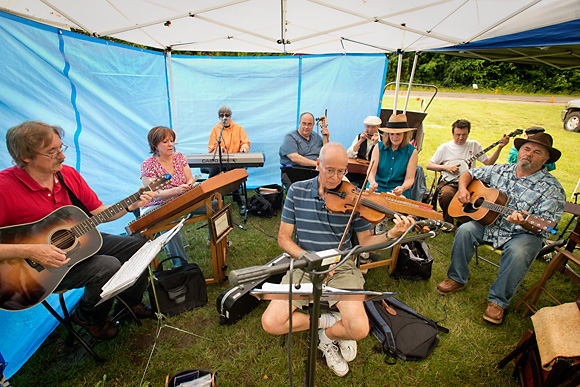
[{"xmin": 279, "ymin": 259, "xmax": 365, "ymax": 308}]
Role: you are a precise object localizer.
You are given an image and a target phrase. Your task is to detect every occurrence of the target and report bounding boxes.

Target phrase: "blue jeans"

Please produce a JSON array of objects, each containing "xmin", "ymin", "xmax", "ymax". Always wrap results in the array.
[{"xmin": 447, "ymin": 221, "xmax": 542, "ymax": 309}]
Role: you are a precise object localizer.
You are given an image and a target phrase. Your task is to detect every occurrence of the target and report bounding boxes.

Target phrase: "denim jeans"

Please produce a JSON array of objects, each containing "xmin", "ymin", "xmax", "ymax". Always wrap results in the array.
[
  {"xmin": 55, "ymin": 233, "xmax": 148, "ymax": 324},
  {"xmin": 447, "ymin": 221, "xmax": 542, "ymax": 309}
]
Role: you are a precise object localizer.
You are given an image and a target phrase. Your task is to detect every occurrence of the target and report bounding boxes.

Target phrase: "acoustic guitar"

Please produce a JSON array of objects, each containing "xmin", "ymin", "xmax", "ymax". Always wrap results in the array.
[
  {"xmin": 0, "ymin": 175, "xmax": 170, "ymax": 311},
  {"xmin": 448, "ymin": 179, "xmax": 557, "ymax": 234},
  {"xmin": 441, "ymin": 129, "xmax": 523, "ymax": 183}
]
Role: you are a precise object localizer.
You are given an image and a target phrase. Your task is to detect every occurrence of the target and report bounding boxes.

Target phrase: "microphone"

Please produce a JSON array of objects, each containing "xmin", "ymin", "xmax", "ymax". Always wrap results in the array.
[
  {"xmin": 229, "ymin": 264, "xmax": 273, "ymax": 286},
  {"xmin": 415, "ymin": 219, "xmax": 454, "ymax": 231},
  {"xmin": 223, "ymin": 117, "xmax": 227, "ymax": 124}
]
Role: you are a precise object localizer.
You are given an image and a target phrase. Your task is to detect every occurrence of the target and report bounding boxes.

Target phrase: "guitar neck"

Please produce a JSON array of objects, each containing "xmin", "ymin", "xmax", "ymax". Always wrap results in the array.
[
  {"xmin": 480, "ymin": 200, "xmax": 514, "ymax": 217},
  {"xmin": 466, "ymin": 130, "xmax": 521, "ymax": 165},
  {"xmin": 466, "ymin": 140, "xmax": 500, "ymax": 165},
  {"xmin": 71, "ymin": 189, "xmax": 147, "ymax": 238}
]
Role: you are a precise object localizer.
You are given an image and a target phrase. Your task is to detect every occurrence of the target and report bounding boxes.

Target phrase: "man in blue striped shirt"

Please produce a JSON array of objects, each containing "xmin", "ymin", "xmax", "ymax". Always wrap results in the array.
[{"xmin": 262, "ymin": 142, "xmax": 413, "ymax": 377}]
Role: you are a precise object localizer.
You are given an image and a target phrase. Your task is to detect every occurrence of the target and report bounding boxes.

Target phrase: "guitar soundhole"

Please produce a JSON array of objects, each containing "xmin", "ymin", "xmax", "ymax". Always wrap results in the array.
[{"xmin": 50, "ymin": 229, "xmax": 77, "ymax": 251}]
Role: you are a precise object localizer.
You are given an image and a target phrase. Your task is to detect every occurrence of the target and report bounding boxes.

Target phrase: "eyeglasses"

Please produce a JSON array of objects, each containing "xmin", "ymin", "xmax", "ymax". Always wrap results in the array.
[
  {"xmin": 219, "ymin": 113, "xmax": 231, "ymax": 118},
  {"xmin": 38, "ymin": 144, "xmax": 68, "ymax": 159},
  {"xmin": 323, "ymin": 168, "xmax": 346, "ymax": 177}
]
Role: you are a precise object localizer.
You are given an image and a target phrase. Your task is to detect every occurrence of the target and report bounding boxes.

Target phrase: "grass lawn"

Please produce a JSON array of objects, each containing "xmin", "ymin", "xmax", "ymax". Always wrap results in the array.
[{"xmin": 11, "ymin": 96, "xmax": 580, "ymax": 386}]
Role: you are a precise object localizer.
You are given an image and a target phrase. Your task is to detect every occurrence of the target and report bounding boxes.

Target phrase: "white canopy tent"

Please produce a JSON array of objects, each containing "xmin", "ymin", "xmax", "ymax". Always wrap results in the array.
[{"xmin": 1, "ymin": 0, "xmax": 579, "ymax": 67}]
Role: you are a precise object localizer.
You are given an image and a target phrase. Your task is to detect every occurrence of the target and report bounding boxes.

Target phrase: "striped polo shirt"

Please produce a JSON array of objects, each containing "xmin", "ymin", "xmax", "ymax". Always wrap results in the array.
[{"xmin": 281, "ymin": 177, "xmax": 372, "ymax": 252}]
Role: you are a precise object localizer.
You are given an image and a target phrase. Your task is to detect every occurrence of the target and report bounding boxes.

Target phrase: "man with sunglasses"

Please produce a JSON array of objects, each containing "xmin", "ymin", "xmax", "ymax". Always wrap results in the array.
[
  {"xmin": 262, "ymin": 142, "xmax": 413, "ymax": 377},
  {"xmin": 0, "ymin": 121, "xmax": 156, "ymax": 340},
  {"xmin": 208, "ymin": 105, "xmax": 251, "ymax": 214}
]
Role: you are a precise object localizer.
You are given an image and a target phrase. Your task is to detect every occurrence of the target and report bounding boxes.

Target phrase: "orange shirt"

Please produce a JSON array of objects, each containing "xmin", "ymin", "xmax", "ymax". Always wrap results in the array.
[{"xmin": 208, "ymin": 121, "xmax": 250, "ymax": 153}]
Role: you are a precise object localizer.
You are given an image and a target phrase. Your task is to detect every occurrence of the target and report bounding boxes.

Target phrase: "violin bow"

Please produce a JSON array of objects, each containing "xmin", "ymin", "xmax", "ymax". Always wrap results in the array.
[{"xmin": 337, "ymin": 159, "xmax": 376, "ymax": 250}]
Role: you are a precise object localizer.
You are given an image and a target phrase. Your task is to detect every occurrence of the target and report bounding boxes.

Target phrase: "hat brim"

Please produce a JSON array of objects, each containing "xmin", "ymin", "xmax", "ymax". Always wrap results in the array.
[
  {"xmin": 379, "ymin": 127, "xmax": 417, "ymax": 133},
  {"xmin": 514, "ymin": 137, "xmax": 561, "ymax": 164}
]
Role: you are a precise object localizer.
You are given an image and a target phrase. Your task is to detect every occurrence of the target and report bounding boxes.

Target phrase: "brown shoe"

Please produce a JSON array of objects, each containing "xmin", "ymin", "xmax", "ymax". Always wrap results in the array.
[
  {"xmin": 130, "ymin": 303, "xmax": 154, "ymax": 319},
  {"xmin": 437, "ymin": 278, "xmax": 466, "ymax": 295},
  {"xmin": 71, "ymin": 311, "xmax": 119, "ymax": 340},
  {"xmin": 483, "ymin": 302, "xmax": 505, "ymax": 324},
  {"xmin": 113, "ymin": 302, "xmax": 154, "ymax": 320}
]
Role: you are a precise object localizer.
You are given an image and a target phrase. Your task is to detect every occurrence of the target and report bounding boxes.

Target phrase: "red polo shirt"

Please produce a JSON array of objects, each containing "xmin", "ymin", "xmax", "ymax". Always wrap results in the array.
[{"xmin": 0, "ymin": 165, "xmax": 102, "ymax": 228}]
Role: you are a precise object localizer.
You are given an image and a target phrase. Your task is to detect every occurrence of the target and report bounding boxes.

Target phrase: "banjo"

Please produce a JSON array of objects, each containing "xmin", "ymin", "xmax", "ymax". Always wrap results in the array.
[{"xmin": 441, "ymin": 129, "xmax": 523, "ymax": 183}]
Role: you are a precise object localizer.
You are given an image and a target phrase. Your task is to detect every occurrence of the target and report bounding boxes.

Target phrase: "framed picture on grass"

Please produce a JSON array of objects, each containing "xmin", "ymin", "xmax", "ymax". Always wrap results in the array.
[{"xmin": 209, "ymin": 204, "xmax": 233, "ymax": 245}]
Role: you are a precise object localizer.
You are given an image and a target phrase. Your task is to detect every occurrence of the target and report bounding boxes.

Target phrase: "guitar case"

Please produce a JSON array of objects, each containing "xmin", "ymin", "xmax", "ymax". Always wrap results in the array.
[{"xmin": 217, "ymin": 253, "xmax": 291, "ymax": 325}]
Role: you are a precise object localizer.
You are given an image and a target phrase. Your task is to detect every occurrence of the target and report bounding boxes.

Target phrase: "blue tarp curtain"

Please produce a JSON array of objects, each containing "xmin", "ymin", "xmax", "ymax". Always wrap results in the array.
[{"xmin": 0, "ymin": 11, "xmax": 387, "ymax": 378}]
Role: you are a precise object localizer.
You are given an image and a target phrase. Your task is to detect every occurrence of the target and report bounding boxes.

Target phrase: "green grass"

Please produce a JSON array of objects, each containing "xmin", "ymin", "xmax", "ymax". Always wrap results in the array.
[{"xmin": 12, "ymin": 97, "xmax": 580, "ymax": 386}]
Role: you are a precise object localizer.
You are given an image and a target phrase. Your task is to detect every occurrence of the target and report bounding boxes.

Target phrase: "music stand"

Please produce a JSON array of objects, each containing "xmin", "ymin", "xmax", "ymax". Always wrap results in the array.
[
  {"xmin": 283, "ymin": 166, "xmax": 319, "ymax": 184},
  {"xmin": 252, "ymin": 279, "xmax": 394, "ymax": 386},
  {"xmin": 100, "ymin": 220, "xmax": 212, "ymax": 387}
]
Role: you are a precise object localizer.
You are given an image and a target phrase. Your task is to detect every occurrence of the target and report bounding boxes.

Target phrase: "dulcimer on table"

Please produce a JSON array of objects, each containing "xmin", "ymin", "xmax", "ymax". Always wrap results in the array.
[
  {"xmin": 378, "ymin": 192, "xmax": 443, "ymax": 221},
  {"xmin": 347, "ymin": 158, "xmax": 370, "ymax": 175},
  {"xmin": 126, "ymin": 169, "xmax": 248, "ymax": 236}
]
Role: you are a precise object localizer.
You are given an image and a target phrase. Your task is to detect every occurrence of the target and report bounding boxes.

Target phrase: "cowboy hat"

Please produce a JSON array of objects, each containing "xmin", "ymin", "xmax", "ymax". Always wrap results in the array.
[
  {"xmin": 514, "ymin": 132, "xmax": 561, "ymax": 164},
  {"xmin": 378, "ymin": 113, "xmax": 417, "ymax": 133}
]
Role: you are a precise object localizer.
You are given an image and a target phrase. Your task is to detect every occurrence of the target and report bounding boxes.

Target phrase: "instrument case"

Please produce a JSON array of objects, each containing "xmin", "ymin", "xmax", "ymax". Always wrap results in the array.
[{"xmin": 217, "ymin": 253, "xmax": 291, "ymax": 325}]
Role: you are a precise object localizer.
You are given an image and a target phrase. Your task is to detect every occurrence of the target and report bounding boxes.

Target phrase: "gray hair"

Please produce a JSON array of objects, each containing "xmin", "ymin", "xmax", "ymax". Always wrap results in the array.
[{"xmin": 218, "ymin": 105, "xmax": 232, "ymax": 117}]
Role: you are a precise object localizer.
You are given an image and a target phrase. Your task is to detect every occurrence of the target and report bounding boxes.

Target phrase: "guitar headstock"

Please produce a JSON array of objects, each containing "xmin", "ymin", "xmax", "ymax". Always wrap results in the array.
[
  {"xmin": 319, "ymin": 115, "xmax": 327, "ymax": 129},
  {"xmin": 146, "ymin": 174, "xmax": 172, "ymax": 192},
  {"xmin": 510, "ymin": 129, "xmax": 524, "ymax": 137}
]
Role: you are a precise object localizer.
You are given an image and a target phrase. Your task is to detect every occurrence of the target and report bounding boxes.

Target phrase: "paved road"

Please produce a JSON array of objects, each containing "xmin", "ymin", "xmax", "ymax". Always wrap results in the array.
[{"xmin": 383, "ymin": 90, "xmax": 574, "ymax": 105}]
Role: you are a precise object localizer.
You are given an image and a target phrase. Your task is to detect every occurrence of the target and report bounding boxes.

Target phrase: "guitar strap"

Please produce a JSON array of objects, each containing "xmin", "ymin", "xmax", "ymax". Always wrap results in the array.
[{"xmin": 56, "ymin": 171, "xmax": 92, "ymax": 217}]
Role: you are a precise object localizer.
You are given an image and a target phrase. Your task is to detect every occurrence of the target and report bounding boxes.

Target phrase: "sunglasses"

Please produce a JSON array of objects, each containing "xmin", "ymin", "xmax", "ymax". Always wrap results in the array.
[{"xmin": 219, "ymin": 113, "xmax": 231, "ymax": 118}]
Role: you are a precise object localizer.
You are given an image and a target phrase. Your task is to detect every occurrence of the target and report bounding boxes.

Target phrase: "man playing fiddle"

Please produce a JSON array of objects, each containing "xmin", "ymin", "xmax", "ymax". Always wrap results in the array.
[
  {"xmin": 436, "ymin": 133, "xmax": 565, "ymax": 324},
  {"xmin": 279, "ymin": 112, "xmax": 329, "ymax": 189},
  {"xmin": 208, "ymin": 105, "xmax": 250, "ymax": 215},
  {"xmin": 262, "ymin": 142, "xmax": 413, "ymax": 376}
]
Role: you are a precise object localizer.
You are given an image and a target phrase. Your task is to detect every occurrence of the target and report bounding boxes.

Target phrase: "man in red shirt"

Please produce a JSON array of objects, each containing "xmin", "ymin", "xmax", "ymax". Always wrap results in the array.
[{"xmin": 0, "ymin": 121, "xmax": 156, "ymax": 340}]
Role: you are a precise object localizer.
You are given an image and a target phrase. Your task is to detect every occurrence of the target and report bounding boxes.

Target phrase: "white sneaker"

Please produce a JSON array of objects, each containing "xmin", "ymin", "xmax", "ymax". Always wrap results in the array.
[
  {"xmin": 337, "ymin": 339, "xmax": 357, "ymax": 362},
  {"xmin": 374, "ymin": 219, "xmax": 389, "ymax": 235},
  {"xmin": 318, "ymin": 334, "xmax": 349, "ymax": 377}
]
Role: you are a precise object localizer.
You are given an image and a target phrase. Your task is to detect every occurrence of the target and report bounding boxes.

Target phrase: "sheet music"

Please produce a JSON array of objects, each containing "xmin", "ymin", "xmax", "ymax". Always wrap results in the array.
[{"xmin": 99, "ymin": 219, "xmax": 186, "ymax": 302}]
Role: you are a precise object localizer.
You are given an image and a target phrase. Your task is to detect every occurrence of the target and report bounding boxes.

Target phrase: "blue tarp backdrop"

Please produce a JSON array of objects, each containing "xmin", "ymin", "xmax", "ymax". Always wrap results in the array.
[{"xmin": 0, "ymin": 11, "xmax": 387, "ymax": 378}]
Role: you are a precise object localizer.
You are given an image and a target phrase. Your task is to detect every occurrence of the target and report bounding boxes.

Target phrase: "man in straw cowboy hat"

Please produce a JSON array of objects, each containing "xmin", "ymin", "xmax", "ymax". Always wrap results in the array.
[
  {"xmin": 437, "ymin": 132, "xmax": 565, "ymax": 324},
  {"xmin": 427, "ymin": 119, "xmax": 509, "ymax": 224}
]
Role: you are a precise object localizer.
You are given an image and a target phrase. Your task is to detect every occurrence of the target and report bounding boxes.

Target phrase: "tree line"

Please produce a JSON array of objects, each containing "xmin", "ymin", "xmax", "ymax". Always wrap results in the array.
[{"xmin": 386, "ymin": 52, "xmax": 580, "ymax": 95}]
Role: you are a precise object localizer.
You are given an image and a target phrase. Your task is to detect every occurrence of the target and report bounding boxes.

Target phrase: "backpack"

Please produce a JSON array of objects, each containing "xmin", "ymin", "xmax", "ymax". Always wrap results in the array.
[
  {"xmin": 364, "ymin": 296, "xmax": 448, "ymax": 363},
  {"xmin": 390, "ymin": 240, "xmax": 434, "ymax": 281},
  {"xmin": 248, "ymin": 184, "xmax": 283, "ymax": 218},
  {"xmin": 247, "ymin": 194, "xmax": 275, "ymax": 218}
]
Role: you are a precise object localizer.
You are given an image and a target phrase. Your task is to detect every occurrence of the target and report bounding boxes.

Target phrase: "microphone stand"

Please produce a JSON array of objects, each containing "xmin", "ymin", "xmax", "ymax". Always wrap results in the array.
[
  {"xmin": 229, "ymin": 229, "xmax": 438, "ymax": 387},
  {"xmin": 214, "ymin": 117, "xmax": 228, "ymax": 174},
  {"xmin": 212, "ymin": 118, "xmax": 247, "ymax": 231}
]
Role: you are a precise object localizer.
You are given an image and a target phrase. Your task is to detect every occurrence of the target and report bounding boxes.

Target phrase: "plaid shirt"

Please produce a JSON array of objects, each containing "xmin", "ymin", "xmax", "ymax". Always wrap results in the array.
[{"xmin": 469, "ymin": 163, "xmax": 565, "ymax": 249}]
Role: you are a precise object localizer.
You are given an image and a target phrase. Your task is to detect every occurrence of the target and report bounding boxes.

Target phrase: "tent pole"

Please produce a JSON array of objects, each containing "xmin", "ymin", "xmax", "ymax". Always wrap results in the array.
[
  {"xmin": 166, "ymin": 47, "xmax": 177, "ymax": 145},
  {"xmin": 392, "ymin": 49, "xmax": 403, "ymax": 116},
  {"xmin": 403, "ymin": 53, "xmax": 419, "ymax": 114}
]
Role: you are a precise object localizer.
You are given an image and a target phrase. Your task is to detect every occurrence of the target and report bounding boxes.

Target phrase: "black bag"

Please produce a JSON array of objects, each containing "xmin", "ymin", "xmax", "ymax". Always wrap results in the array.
[
  {"xmin": 364, "ymin": 296, "xmax": 448, "ymax": 363},
  {"xmin": 148, "ymin": 258, "xmax": 208, "ymax": 316},
  {"xmin": 216, "ymin": 253, "xmax": 291, "ymax": 325},
  {"xmin": 256, "ymin": 184, "xmax": 283, "ymax": 210},
  {"xmin": 247, "ymin": 194, "xmax": 275, "ymax": 218},
  {"xmin": 390, "ymin": 240, "xmax": 433, "ymax": 281}
]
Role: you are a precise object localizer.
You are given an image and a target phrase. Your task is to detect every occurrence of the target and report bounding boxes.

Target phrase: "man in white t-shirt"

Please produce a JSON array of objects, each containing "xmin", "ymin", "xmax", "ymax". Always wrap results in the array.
[{"xmin": 426, "ymin": 119, "xmax": 508, "ymax": 223}]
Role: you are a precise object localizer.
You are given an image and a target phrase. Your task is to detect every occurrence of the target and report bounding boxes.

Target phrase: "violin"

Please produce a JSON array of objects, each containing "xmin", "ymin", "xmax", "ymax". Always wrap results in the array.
[{"xmin": 325, "ymin": 180, "xmax": 401, "ymax": 224}]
